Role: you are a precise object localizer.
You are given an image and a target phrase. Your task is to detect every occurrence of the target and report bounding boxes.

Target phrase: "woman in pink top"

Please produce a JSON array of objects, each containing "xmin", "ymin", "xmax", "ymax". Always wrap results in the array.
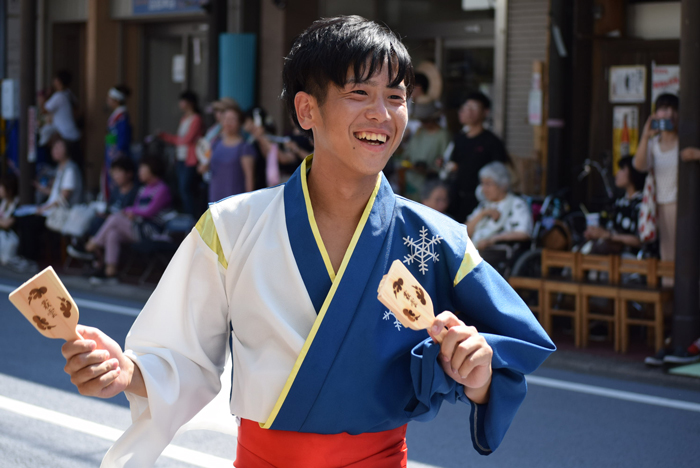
[
  {"xmin": 159, "ymin": 90, "xmax": 203, "ymax": 218},
  {"xmin": 77, "ymin": 156, "xmax": 172, "ymax": 284}
]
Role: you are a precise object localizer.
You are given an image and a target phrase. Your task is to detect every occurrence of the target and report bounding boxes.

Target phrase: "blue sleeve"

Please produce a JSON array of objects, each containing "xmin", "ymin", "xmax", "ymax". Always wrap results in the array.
[{"xmin": 406, "ymin": 236, "xmax": 555, "ymax": 455}]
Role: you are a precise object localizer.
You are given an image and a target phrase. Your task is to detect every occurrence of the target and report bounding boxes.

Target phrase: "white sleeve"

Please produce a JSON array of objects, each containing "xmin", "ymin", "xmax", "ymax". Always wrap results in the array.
[
  {"xmin": 60, "ymin": 166, "xmax": 77, "ymax": 191},
  {"xmin": 44, "ymin": 92, "xmax": 64, "ymax": 113},
  {"xmin": 467, "ymin": 203, "xmax": 483, "ymax": 223},
  {"xmin": 101, "ymin": 226, "xmax": 230, "ymax": 467}
]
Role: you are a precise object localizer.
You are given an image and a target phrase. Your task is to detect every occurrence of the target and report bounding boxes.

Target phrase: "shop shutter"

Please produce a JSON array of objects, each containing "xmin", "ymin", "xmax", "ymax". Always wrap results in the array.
[{"xmin": 505, "ymin": 0, "xmax": 549, "ymax": 160}]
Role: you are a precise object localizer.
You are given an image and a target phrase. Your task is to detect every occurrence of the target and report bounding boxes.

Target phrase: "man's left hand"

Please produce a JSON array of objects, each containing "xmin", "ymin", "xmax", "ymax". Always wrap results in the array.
[{"xmin": 428, "ymin": 311, "xmax": 493, "ymax": 404}]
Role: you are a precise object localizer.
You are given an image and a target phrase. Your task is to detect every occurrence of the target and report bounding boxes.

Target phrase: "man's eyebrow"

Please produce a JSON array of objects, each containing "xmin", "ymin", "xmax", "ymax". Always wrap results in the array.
[{"xmin": 346, "ymin": 78, "xmax": 406, "ymax": 92}]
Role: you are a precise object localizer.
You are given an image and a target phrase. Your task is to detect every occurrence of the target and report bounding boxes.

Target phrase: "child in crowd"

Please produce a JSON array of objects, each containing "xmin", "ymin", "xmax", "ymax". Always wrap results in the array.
[{"xmin": 584, "ymin": 156, "xmax": 646, "ymax": 255}]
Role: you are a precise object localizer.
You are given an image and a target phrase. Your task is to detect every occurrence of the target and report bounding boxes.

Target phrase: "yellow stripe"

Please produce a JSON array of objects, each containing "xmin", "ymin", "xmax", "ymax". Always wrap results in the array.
[
  {"xmin": 261, "ymin": 167, "xmax": 382, "ymax": 429},
  {"xmin": 453, "ymin": 237, "xmax": 482, "ymax": 286},
  {"xmin": 195, "ymin": 210, "xmax": 228, "ymax": 270},
  {"xmin": 300, "ymin": 155, "xmax": 336, "ymax": 281}
]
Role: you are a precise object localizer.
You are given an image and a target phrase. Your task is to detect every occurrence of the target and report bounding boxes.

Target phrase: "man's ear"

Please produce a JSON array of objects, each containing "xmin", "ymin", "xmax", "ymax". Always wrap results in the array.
[{"xmin": 295, "ymin": 91, "xmax": 317, "ymax": 131}]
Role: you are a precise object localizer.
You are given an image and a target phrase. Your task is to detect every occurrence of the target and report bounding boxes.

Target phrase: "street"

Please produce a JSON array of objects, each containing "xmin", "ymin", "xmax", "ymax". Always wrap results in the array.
[{"xmin": 1, "ymin": 278, "xmax": 699, "ymax": 468}]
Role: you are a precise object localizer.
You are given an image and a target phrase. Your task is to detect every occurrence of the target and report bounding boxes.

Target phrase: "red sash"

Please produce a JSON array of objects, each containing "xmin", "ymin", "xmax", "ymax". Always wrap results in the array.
[{"xmin": 234, "ymin": 419, "xmax": 408, "ymax": 468}]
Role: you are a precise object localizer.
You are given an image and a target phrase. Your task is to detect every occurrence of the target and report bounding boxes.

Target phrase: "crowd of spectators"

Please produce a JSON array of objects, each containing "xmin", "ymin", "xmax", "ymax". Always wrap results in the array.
[{"xmin": 0, "ymin": 69, "xmax": 696, "ymax": 365}]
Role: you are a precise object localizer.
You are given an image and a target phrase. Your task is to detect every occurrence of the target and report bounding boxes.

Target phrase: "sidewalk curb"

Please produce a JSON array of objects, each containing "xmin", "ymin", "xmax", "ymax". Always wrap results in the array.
[{"xmin": 542, "ymin": 349, "xmax": 700, "ymax": 392}]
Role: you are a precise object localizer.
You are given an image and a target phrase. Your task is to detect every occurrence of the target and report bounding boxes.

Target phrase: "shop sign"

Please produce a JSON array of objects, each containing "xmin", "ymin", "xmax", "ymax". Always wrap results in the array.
[
  {"xmin": 651, "ymin": 63, "xmax": 680, "ymax": 111},
  {"xmin": 609, "ymin": 66, "xmax": 646, "ymax": 104},
  {"xmin": 612, "ymin": 106, "xmax": 639, "ymax": 173},
  {"xmin": 172, "ymin": 55, "xmax": 186, "ymax": 83},
  {"xmin": 133, "ymin": 0, "xmax": 205, "ymax": 15}
]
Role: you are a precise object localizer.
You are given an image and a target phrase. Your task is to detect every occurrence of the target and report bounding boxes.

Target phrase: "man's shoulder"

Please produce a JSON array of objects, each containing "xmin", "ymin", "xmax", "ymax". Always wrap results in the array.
[
  {"xmin": 207, "ymin": 185, "xmax": 285, "ymax": 227},
  {"xmin": 395, "ymin": 195, "xmax": 466, "ymax": 236}
]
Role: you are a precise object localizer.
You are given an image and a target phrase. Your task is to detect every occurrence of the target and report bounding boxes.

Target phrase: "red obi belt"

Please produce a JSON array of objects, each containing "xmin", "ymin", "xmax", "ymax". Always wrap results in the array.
[{"xmin": 234, "ymin": 418, "xmax": 408, "ymax": 467}]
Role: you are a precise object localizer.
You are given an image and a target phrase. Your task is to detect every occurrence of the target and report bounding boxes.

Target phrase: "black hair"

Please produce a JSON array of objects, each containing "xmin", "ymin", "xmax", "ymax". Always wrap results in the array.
[
  {"xmin": 655, "ymin": 93, "xmax": 679, "ymax": 111},
  {"xmin": 0, "ymin": 173, "xmax": 19, "ymax": 199},
  {"xmin": 619, "ymin": 156, "xmax": 646, "ymax": 192},
  {"xmin": 54, "ymin": 70, "xmax": 72, "ymax": 88},
  {"xmin": 179, "ymin": 90, "xmax": 201, "ymax": 114},
  {"xmin": 421, "ymin": 178, "xmax": 449, "ymax": 202},
  {"xmin": 112, "ymin": 85, "xmax": 131, "ymax": 103},
  {"xmin": 140, "ymin": 155, "xmax": 167, "ymax": 179},
  {"xmin": 464, "ymin": 91, "xmax": 491, "ymax": 110},
  {"xmin": 282, "ymin": 15, "xmax": 414, "ymax": 136},
  {"xmin": 414, "ymin": 73, "xmax": 429, "ymax": 93},
  {"xmin": 110, "ymin": 156, "xmax": 136, "ymax": 175}
]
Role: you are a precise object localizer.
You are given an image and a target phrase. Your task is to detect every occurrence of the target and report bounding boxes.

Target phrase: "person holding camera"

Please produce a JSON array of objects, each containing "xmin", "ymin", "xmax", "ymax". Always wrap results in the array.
[{"xmin": 633, "ymin": 93, "xmax": 678, "ymax": 266}]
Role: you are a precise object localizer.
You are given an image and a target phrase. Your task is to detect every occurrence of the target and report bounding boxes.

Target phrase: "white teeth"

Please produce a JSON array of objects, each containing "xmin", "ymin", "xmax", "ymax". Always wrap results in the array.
[{"xmin": 355, "ymin": 132, "xmax": 387, "ymax": 143}]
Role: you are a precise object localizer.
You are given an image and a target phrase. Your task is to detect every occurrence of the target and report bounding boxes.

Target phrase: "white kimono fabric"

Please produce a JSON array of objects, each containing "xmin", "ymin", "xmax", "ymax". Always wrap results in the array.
[
  {"xmin": 102, "ymin": 185, "xmax": 316, "ymax": 467},
  {"xmin": 101, "ymin": 157, "xmax": 554, "ymax": 466}
]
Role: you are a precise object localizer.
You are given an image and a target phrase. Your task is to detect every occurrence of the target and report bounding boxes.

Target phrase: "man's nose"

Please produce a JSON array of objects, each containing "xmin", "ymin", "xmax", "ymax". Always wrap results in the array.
[{"xmin": 366, "ymin": 97, "xmax": 390, "ymax": 122}]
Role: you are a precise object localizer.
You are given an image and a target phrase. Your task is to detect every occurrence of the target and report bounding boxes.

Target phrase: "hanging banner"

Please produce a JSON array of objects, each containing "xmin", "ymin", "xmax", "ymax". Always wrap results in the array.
[
  {"xmin": 609, "ymin": 66, "xmax": 646, "ymax": 103},
  {"xmin": 613, "ymin": 106, "xmax": 639, "ymax": 173},
  {"xmin": 651, "ymin": 63, "xmax": 680, "ymax": 111},
  {"xmin": 133, "ymin": 0, "xmax": 204, "ymax": 15}
]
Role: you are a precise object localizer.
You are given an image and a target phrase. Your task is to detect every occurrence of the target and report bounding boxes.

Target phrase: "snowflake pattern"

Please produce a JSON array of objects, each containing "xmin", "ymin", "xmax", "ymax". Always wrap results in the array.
[
  {"xmin": 383, "ymin": 310, "xmax": 403, "ymax": 331},
  {"xmin": 403, "ymin": 226, "xmax": 442, "ymax": 275}
]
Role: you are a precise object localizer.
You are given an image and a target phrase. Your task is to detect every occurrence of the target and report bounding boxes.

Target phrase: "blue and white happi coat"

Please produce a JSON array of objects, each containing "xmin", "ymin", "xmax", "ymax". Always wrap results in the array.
[{"xmin": 105, "ymin": 155, "xmax": 555, "ymax": 467}]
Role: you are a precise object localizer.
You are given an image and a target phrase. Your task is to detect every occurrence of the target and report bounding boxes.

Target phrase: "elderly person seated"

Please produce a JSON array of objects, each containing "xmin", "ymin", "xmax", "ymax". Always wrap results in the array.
[{"xmin": 465, "ymin": 161, "xmax": 532, "ymax": 252}]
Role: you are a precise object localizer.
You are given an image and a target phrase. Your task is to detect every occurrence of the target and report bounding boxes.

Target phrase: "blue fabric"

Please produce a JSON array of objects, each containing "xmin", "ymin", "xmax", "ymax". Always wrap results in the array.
[
  {"xmin": 283, "ymin": 169, "xmax": 333, "ymax": 314},
  {"xmin": 266, "ymin": 164, "xmax": 555, "ymax": 454}
]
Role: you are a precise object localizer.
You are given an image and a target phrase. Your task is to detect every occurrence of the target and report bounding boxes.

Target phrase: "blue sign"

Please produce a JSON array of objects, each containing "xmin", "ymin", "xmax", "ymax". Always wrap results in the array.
[{"xmin": 133, "ymin": 0, "xmax": 205, "ymax": 15}]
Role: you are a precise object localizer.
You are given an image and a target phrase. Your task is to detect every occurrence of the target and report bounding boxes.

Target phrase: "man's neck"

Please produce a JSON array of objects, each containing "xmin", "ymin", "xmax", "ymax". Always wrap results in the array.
[
  {"xmin": 626, "ymin": 186, "xmax": 638, "ymax": 198},
  {"xmin": 467, "ymin": 123, "xmax": 485, "ymax": 138},
  {"xmin": 306, "ymin": 154, "xmax": 378, "ymax": 225}
]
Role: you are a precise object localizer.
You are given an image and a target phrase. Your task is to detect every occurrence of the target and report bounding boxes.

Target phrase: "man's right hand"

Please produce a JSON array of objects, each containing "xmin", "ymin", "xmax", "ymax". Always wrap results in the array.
[{"xmin": 62, "ymin": 325, "xmax": 145, "ymax": 399}]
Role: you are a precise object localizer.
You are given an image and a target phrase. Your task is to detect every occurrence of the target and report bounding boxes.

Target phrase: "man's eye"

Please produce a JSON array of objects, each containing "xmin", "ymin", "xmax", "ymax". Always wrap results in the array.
[{"xmin": 352, "ymin": 90, "xmax": 368, "ymax": 96}]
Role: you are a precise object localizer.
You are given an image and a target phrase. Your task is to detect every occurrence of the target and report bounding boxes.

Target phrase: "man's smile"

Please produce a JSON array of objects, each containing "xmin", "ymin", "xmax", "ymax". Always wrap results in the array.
[{"xmin": 353, "ymin": 131, "xmax": 389, "ymax": 146}]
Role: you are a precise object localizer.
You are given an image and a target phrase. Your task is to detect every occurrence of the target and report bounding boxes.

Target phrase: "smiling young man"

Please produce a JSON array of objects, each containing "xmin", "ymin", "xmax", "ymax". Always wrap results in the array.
[{"xmin": 61, "ymin": 16, "xmax": 554, "ymax": 468}]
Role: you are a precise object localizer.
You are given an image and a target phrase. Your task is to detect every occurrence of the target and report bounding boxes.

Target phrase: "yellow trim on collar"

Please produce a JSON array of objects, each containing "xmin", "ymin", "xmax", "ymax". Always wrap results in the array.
[
  {"xmin": 261, "ymin": 160, "xmax": 382, "ymax": 430},
  {"xmin": 300, "ymin": 155, "xmax": 336, "ymax": 281},
  {"xmin": 453, "ymin": 236, "xmax": 482, "ymax": 286},
  {"xmin": 195, "ymin": 210, "xmax": 228, "ymax": 269}
]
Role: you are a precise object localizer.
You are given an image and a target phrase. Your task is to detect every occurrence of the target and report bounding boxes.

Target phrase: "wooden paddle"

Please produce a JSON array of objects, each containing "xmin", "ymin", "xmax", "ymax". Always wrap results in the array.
[
  {"xmin": 377, "ymin": 259, "xmax": 447, "ymax": 343},
  {"xmin": 8, "ymin": 266, "xmax": 81, "ymax": 341}
]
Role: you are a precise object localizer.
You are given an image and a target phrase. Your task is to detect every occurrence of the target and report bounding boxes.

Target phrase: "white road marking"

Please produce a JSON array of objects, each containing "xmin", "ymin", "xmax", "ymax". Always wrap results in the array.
[
  {"xmin": 0, "ymin": 283, "xmax": 142, "ymax": 316},
  {"xmin": 0, "ymin": 393, "xmax": 443, "ymax": 468},
  {"xmin": 0, "ymin": 395, "xmax": 232, "ymax": 467},
  {"xmin": 407, "ymin": 462, "xmax": 442, "ymax": 468},
  {"xmin": 527, "ymin": 375, "xmax": 700, "ymax": 413}
]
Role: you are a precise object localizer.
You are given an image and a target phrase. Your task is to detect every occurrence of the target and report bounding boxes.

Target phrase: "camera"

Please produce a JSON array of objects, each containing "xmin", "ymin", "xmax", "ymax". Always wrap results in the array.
[{"xmin": 651, "ymin": 119, "xmax": 674, "ymax": 131}]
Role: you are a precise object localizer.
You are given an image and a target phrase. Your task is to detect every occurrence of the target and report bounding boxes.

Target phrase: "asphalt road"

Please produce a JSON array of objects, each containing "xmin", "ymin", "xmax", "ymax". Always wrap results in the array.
[{"xmin": 1, "ymin": 279, "xmax": 699, "ymax": 468}]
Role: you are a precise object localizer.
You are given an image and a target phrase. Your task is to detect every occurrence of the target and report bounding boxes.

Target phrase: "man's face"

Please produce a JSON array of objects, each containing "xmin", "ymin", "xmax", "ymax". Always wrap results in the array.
[
  {"xmin": 459, "ymin": 100, "xmax": 486, "ymax": 127},
  {"xmin": 308, "ymin": 66, "xmax": 408, "ymax": 177}
]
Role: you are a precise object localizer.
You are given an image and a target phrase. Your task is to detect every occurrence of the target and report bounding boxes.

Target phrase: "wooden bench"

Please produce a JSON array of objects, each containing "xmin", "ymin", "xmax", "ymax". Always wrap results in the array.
[{"xmin": 508, "ymin": 249, "xmax": 675, "ymax": 353}]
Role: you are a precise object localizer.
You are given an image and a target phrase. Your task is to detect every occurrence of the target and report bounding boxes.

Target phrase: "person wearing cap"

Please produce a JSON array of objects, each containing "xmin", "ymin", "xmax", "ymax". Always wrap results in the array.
[
  {"xmin": 401, "ymin": 100, "xmax": 450, "ymax": 200},
  {"xmin": 104, "ymin": 85, "xmax": 133, "ymax": 202}
]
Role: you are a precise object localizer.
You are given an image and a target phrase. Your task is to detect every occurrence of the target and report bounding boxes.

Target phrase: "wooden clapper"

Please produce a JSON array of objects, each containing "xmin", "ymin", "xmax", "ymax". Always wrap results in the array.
[
  {"xmin": 8, "ymin": 266, "xmax": 81, "ymax": 341},
  {"xmin": 377, "ymin": 259, "xmax": 446, "ymax": 343}
]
